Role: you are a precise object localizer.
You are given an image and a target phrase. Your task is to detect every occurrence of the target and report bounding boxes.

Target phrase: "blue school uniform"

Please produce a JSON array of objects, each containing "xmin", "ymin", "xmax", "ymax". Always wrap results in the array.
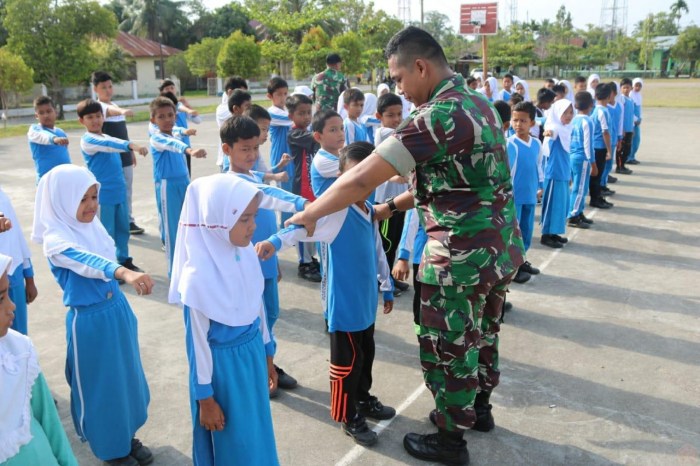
[
  {"xmin": 81, "ymin": 133, "xmax": 131, "ymax": 263},
  {"xmin": 630, "ymin": 98, "xmax": 642, "ymax": 161},
  {"xmin": 507, "ymin": 135, "xmax": 543, "ymax": 251},
  {"xmin": 27, "ymin": 124, "xmax": 71, "ymax": 181},
  {"xmin": 362, "ymin": 116, "xmax": 381, "ymax": 144},
  {"xmin": 229, "ymin": 171, "xmax": 307, "ymax": 336},
  {"xmin": 150, "ymin": 131, "xmax": 190, "ymax": 274},
  {"xmin": 184, "ymin": 307, "xmax": 278, "ymax": 466},
  {"xmin": 602, "ymin": 102, "xmax": 622, "ymax": 185},
  {"xmin": 311, "ymin": 149, "xmax": 339, "ymax": 197},
  {"xmin": 343, "ymin": 117, "xmax": 370, "ymax": 145},
  {"xmin": 397, "ymin": 208, "xmax": 427, "ymax": 327},
  {"xmin": 8, "ymin": 262, "xmax": 33, "ymax": 335},
  {"xmin": 591, "ymin": 104, "xmax": 610, "ymax": 150},
  {"xmin": 569, "ymin": 114, "xmax": 594, "ymax": 219},
  {"xmin": 541, "ymin": 137, "xmax": 571, "ymax": 235},
  {"xmin": 47, "ymin": 248, "xmax": 149, "ymax": 461},
  {"xmin": 622, "ymin": 96, "xmax": 635, "ymax": 134},
  {"xmin": 176, "ymin": 102, "xmax": 192, "ymax": 147}
]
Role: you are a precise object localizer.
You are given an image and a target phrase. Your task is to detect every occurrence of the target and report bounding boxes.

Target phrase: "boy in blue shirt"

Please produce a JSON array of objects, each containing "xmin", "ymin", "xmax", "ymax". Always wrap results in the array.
[
  {"xmin": 267, "ymin": 78, "xmax": 294, "ymax": 196},
  {"xmin": 27, "ymin": 96, "xmax": 71, "ymax": 181},
  {"xmin": 343, "ymin": 88, "xmax": 370, "ymax": 145},
  {"xmin": 257, "ymin": 141, "xmax": 395, "ymax": 448},
  {"xmin": 589, "ymin": 84, "xmax": 614, "ymax": 209},
  {"xmin": 392, "ymin": 208, "xmax": 427, "ymax": 327},
  {"xmin": 568, "ymin": 91, "xmax": 596, "ymax": 229},
  {"xmin": 616, "ymin": 78, "xmax": 635, "ymax": 175},
  {"xmin": 311, "ymin": 110, "xmax": 345, "ymax": 198},
  {"xmin": 601, "ymin": 82, "xmax": 622, "ymax": 195},
  {"xmin": 221, "ymin": 90, "xmax": 253, "ymax": 173},
  {"xmin": 222, "ymin": 115, "xmax": 309, "ymax": 395},
  {"xmin": 77, "ymin": 99, "xmax": 147, "ymax": 275},
  {"xmin": 149, "ymin": 96, "xmax": 207, "ymax": 275},
  {"xmin": 507, "ymin": 102, "xmax": 542, "ymax": 282}
]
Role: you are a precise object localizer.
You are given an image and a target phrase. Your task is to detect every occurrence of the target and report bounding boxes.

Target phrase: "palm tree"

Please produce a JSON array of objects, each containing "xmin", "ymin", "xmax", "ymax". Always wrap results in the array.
[{"xmin": 670, "ymin": 0, "xmax": 689, "ymax": 28}]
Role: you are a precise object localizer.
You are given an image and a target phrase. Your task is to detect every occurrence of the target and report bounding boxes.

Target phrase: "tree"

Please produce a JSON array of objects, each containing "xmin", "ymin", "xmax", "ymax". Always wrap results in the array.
[
  {"xmin": 189, "ymin": 4, "xmax": 253, "ymax": 41},
  {"xmin": 185, "ymin": 37, "xmax": 225, "ymax": 77},
  {"xmin": 293, "ymin": 26, "xmax": 331, "ymax": 79},
  {"xmin": 108, "ymin": 0, "xmax": 192, "ymax": 49},
  {"xmin": 89, "ymin": 38, "xmax": 135, "ymax": 83},
  {"xmin": 5, "ymin": 0, "xmax": 117, "ymax": 118},
  {"xmin": 671, "ymin": 25, "xmax": 700, "ymax": 76},
  {"xmin": 0, "ymin": 0, "xmax": 8, "ymax": 47},
  {"xmin": 357, "ymin": 9, "xmax": 404, "ymax": 51},
  {"xmin": 670, "ymin": 0, "xmax": 689, "ymax": 28},
  {"xmin": 217, "ymin": 30, "xmax": 261, "ymax": 78},
  {"xmin": 244, "ymin": 0, "xmax": 338, "ymax": 45},
  {"xmin": 420, "ymin": 11, "xmax": 451, "ymax": 45},
  {"xmin": 633, "ymin": 12, "xmax": 678, "ymax": 37},
  {"xmin": 330, "ymin": 31, "xmax": 364, "ymax": 76},
  {"xmin": 260, "ymin": 38, "xmax": 295, "ymax": 76},
  {"xmin": 166, "ymin": 53, "xmax": 194, "ymax": 87},
  {"xmin": 0, "ymin": 47, "xmax": 33, "ymax": 110}
]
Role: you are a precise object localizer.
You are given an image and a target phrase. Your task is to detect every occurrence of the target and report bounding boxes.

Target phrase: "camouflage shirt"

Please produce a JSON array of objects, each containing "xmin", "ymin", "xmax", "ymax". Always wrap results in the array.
[
  {"xmin": 375, "ymin": 74, "xmax": 525, "ymax": 287},
  {"xmin": 311, "ymin": 68, "xmax": 347, "ymax": 112}
]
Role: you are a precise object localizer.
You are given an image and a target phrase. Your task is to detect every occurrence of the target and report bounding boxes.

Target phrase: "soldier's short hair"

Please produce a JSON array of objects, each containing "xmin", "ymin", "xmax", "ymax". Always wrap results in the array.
[
  {"xmin": 326, "ymin": 53, "xmax": 342, "ymax": 65},
  {"xmin": 385, "ymin": 26, "xmax": 448, "ymax": 68}
]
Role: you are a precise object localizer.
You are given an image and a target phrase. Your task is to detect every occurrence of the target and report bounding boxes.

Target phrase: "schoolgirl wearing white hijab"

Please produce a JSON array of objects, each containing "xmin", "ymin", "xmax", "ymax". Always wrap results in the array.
[
  {"xmin": 0, "ymin": 254, "xmax": 78, "ymax": 466},
  {"xmin": 541, "ymin": 99, "xmax": 575, "ymax": 249},
  {"xmin": 587, "ymin": 74, "xmax": 600, "ymax": 99},
  {"xmin": 514, "ymin": 79, "xmax": 532, "ymax": 102},
  {"xmin": 31, "ymin": 165, "xmax": 153, "ymax": 465},
  {"xmin": 360, "ymin": 93, "xmax": 381, "ymax": 144},
  {"xmin": 479, "ymin": 77, "xmax": 499, "ymax": 102},
  {"xmin": 0, "ymin": 187, "xmax": 37, "ymax": 335},
  {"xmin": 558, "ymin": 79, "xmax": 575, "ymax": 102},
  {"xmin": 629, "ymin": 78, "xmax": 643, "ymax": 163},
  {"xmin": 169, "ymin": 174, "xmax": 279, "ymax": 466}
]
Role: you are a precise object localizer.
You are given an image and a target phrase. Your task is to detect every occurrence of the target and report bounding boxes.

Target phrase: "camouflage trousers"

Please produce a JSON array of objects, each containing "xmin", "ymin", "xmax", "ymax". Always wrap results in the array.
[{"xmin": 418, "ymin": 271, "xmax": 514, "ymax": 432}]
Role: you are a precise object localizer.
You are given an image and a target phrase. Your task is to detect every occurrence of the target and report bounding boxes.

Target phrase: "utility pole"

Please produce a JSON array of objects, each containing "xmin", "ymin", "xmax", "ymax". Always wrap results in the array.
[
  {"xmin": 420, "ymin": 0, "xmax": 424, "ymax": 27},
  {"xmin": 158, "ymin": 31, "xmax": 165, "ymax": 80}
]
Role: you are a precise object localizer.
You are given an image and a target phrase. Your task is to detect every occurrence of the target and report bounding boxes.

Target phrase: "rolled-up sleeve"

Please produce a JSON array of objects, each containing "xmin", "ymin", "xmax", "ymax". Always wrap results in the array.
[{"xmin": 375, "ymin": 136, "xmax": 416, "ymax": 176}]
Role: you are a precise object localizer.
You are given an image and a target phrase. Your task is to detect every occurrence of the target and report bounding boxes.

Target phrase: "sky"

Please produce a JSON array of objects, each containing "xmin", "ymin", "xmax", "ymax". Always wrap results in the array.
[{"xmin": 201, "ymin": 0, "xmax": 699, "ymax": 34}]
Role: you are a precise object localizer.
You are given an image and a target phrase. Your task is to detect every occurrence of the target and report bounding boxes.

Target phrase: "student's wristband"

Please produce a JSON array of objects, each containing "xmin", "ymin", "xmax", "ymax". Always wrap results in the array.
[{"xmin": 386, "ymin": 197, "xmax": 399, "ymax": 215}]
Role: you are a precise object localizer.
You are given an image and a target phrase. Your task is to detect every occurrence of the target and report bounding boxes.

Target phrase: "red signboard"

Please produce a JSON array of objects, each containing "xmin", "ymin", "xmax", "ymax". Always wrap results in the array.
[{"xmin": 460, "ymin": 2, "xmax": 499, "ymax": 35}]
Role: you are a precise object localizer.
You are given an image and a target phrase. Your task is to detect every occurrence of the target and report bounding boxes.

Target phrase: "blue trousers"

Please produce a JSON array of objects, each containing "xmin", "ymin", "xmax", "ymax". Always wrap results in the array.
[
  {"xmin": 601, "ymin": 147, "xmax": 615, "ymax": 187},
  {"xmin": 99, "ymin": 201, "xmax": 130, "ymax": 264},
  {"xmin": 9, "ymin": 266, "xmax": 28, "ymax": 334},
  {"xmin": 569, "ymin": 156, "xmax": 591, "ymax": 218},
  {"xmin": 515, "ymin": 203, "xmax": 535, "ymax": 251},
  {"xmin": 263, "ymin": 278, "xmax": 279, "ymax": 338},
  {"xmin": 630, "ymin": 125, "xmax": 641, "ymax": 161},
  {"xmin": 155, "ymin": 176, "xmax": 189, "ymax": 275},
  {"xmin": 541, "ymin": 179, "xmax": 569, "ymax": 235}
]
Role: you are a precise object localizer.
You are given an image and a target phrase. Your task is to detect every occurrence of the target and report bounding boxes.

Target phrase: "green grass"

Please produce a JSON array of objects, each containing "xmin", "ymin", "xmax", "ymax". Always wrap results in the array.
[{"xmin": 0, "ymin": 99, "xmax": 271, "ymax": 139}]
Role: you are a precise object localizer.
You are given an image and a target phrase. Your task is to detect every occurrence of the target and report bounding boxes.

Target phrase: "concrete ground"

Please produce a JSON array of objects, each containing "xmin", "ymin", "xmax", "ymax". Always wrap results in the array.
[{"xmin": 1, "ymin": 107, "xmax": 699, "ymax": 466}]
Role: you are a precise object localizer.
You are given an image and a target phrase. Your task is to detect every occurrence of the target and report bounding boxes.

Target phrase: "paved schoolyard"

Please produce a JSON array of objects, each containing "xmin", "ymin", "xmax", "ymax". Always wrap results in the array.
[{"xmin": 1, "ymin": 107, "xmax": 699, "ymax": 465}]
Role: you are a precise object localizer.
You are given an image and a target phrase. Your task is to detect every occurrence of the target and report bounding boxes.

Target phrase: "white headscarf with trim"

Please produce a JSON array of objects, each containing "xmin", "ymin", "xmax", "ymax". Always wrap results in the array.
[
  {"xmin": 631, "ymin": 78, "xmax": 643, "ymax": 106},
  {"xmin": 514, "ymin": 79, "xmax": 531, "ymax": 101},
  {"xmin": 543, "ymin": 99, "xmax": 574, "ymax": 156}
]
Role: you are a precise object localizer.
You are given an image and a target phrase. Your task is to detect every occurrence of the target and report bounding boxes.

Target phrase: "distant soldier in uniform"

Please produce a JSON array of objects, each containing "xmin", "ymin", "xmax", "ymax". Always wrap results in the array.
[
  {"xmin": 311, "ymin": 53, "xmax": 348, "ymax": 112},
  {"xmin": 286, "ymin": 27, "xmax": 524, "ymax": 465}
]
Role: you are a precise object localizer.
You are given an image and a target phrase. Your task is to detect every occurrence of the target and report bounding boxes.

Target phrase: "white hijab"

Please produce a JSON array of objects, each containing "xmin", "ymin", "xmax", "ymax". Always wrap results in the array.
[
  {"xmin": 377, "ymin": 83, "xmax": 390, "ymax": 96},
  {"xmin": 559, "ymin": 79, "xmax": 574, "ymax": 102},
  {"xmin": 0, "ymin": 252, "xmax": 40, "ymax": 462},
  {"xmin": 31, "ymin": 165, "xmax": 116, "ymax": 262},
  {"xmin": 360, "ymin": 93, "xmax": 379, "ymax": 125},
  {"xmin": 336, "ymin": 92, "xmax": 348, "ymax": 119},
  {"xmin": 292, "ymin": 85, "xmax": 313, "ymax": 98},
  {"xmin": 631, "ymin": 78, "xmax": 643, "ymax": 106},
  {"xmin": 169, "ymin": 174, "xmax": 265, "ymax": 327},
  {"xmin": 587, "ymin": 74, "xmax": 600, "ymax": 97},
  {"xmin": 515, "ymin": 79, "xmax": 531, "ymax": 101},
  {"xmin": 0, "ymin": 188, "xmax": 31, "ymax": 276},
  {"xmin": 543, "ymin": 99, "xmax": 573, "ymax": 156},
  {"xmin": 480, "ymin": 77, "xmax": 499, "ymax": 100}
]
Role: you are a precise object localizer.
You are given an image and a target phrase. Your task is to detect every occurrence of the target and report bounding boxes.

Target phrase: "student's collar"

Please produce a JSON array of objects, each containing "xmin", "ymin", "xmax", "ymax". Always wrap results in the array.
[{"xmin": 516, "ymin": 134, "xmax": 532, "ymax": 146}]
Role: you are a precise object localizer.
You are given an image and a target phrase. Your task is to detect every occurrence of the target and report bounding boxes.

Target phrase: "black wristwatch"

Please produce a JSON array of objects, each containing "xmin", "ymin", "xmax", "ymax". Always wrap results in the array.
[{"xmin": 386, "ymin": 197, "xmax": 399, "ymax": 215}]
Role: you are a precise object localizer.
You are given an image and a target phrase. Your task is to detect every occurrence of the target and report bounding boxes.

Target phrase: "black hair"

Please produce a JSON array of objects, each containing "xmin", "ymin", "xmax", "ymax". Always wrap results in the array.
[
  {"xmin": 150, "ymin": 96, "xmax": 177, "ymax": 117},
  {"xmin": 225, "ymin": 76, "xmax": 248, "ymax": 92},
  {"xmin": 158, "ymin": 79, "xmax": 176, "ymax": 92},
  {"xmin": 595, "ymin": 83, "xmax": 611, "ymax": 101},
  {"xmin": 76, "ymin": 98, "xmax": 103, "ymax": 118},
  {"xmin": 326, "ymin": 53, "xmax": 342, "ymax": 65},
  {"xmin": 220, "ymin": 115, "xmax": 260, "ymax": 145},
  {"xmin": 493, "ymin": 100, "xmax": 511, "ymax": 126},
  {"xmin": 343, "ymin": 88, "xmax": 365, "ymax": 105},
  {"xmin": 227, "ymin": 89, "xmax": 252, "ymax": 113},
  {"xmin": 504, "ymin": 73, "xmax": 514, "ymax": 80},
  {"xmin": 91, "ymin": 71, "xmax": 112, "ymax": 86},
  {"xmin": 312, "ymin": 109, "xmax": 342, "ymax": 133},
  {"xmin": 608, "ymin": 82, "xmax": 618, "ymax": 94},
  {"xmin": 544, "ymin": 78, "xmax": 556, "ymax": 85},
  {"xmin": 574, "ymin": 91, "xmax": 594, "ymax": 111},
  {"xmin": 509, "ymin": 92, "xmax": 524, "ymax": 106},
  {"xmin": 466, "ymin": 76, "xmax": 477, "ymax": 85},
  {"xmin": 339, "ymin": 141, "xmax": 374, "ymax": 172},
  {"xmin": 377, "ymin": 93, "xmax": 403, "ymax": 115},
  {"xmin": 160, "ymin": 91, "xmax": 179, "ymax": 106},
  {"xmin": 286, "ymin": 94, "xmax": 313, "ymax": 114},
  {"xmin": 512, "ymin": 101, "xmax": 537, "ymax": 121},
  {"xmin": 267, "ymin": 77, "xmax": 288, "ymax": 95},
  {"xmin": 385, "ymin": 26, "xmax": 448, "ymax": 67},
  {"xmin": 536, "ymin": 88, "xmax": 556, "ymax": 104},
  {"xmin": 34, "ymin": 96, "xmax": 54, "ymax": 108},
  {"xmin": 245, "ymin": 104, "xmax": 271, "ymax": 122},
  {"xmin": 620, "ymin": 77, "xmax": 633, "ymax": 87},
  {"xmin": 552, "ymin": 84, "xmax": 566, "ymax": 95},
  {"xmin": 574, "ymin": 75, "xmax": 587, "ymax": 85}
]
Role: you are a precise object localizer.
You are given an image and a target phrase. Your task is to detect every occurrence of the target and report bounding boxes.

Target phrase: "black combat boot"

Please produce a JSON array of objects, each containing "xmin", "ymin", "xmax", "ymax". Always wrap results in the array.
[{"xmin": 472, "ymin": 391, "xmax": 495, "ymax": 432}]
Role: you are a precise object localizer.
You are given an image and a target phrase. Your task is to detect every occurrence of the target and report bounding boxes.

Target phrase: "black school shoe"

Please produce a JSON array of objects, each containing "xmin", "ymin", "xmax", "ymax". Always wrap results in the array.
[
  {"xmin": 607, "ymin": 175, "xmax": 618, "ymax": 184},
  {"xmin": 552, "ymin": 234, "xmax": 568, "ymax": 244},
  {"xmin": 616, "ymin": 167, "xmax": 633, "ymax": 175},
  {"xmin": 275, "ymin": 365, "xmax": 298, "ymax": 389},
  {"xmin": 580, "ymin": 214, "xmax": 594, "ymax": 224},
  {"xmin": 129, "ymin": 438, "xmax": 153, "ymax": 465},
  {"xmin": 357, "ymin": 396, "xmax": 395, "ymax": 421},
  {"xmin": 627, "ymin": 159, "xmax": 640, "ymax": 165},
  {"xmin": 520, "ymin": 261, "xmax": 540, "ymax": 275},
  {"xmin": 394, "ymin": 280, "xmax": 410, "ymax": 292},
  {"xmin": 590, "ymin": 199, "xmax": 612, "ymax": 209},
  {"xmin": 342, "ymin": 415, "xmax": 378, "ymax": 447},
  {"xmin": 106, "ymin": 456, "xmax": 139, "ymax": 466},
  {"xmin": 120, "ymin": 258, "xmax": 144, "ymax": 273},
  {"xmin": 298, "ymin": 263, "xmax": 322, "ymax": 282},
  {"xmin": 512, "ymin": 268, "xmax": 531, "ymax": 284},
  {"xmin": 601, "ymin": 186, "xmax": 616, "ymax": 196},
  {"xmin": 568, "ymin": 215, "xmax": 590, "ymax": 229},
  {"xmin": 403, "ymin": 430, "xmax": 469, "ymax": 466},
  {"xmin": 129, "ymin": 222, "xmax": 145, "ymax": 235},
  {"xmin": 540, "ymin": 235, "xmax": 563, "ymax": 249}
]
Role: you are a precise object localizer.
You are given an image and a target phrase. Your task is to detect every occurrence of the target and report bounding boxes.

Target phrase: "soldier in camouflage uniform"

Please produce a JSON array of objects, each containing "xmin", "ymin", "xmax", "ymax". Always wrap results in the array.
[
  {"xmin": 311, "ymin": 53, "xmax": 348, "ymax": 112},
  {"xmin": 285, "ymin": 27, "xmax": 524, "ymax": 465}
]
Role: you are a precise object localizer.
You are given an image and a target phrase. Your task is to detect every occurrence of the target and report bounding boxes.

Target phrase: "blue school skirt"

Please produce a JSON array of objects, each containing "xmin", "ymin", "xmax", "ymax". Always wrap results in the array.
[
  {"xmin": 541, "ymin": 179, "xmax": 570, "ymax": 235},
  {"xmin": 189, "ymin": 323, "xmax": 279, "ymax": 466},
  {"xmin": 65, "ymin": 292, "xmax": 150, "ymax": 461},
  {"xmin": 9, "ymin": 266, "xmax": 27, "ymax": 335}
]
